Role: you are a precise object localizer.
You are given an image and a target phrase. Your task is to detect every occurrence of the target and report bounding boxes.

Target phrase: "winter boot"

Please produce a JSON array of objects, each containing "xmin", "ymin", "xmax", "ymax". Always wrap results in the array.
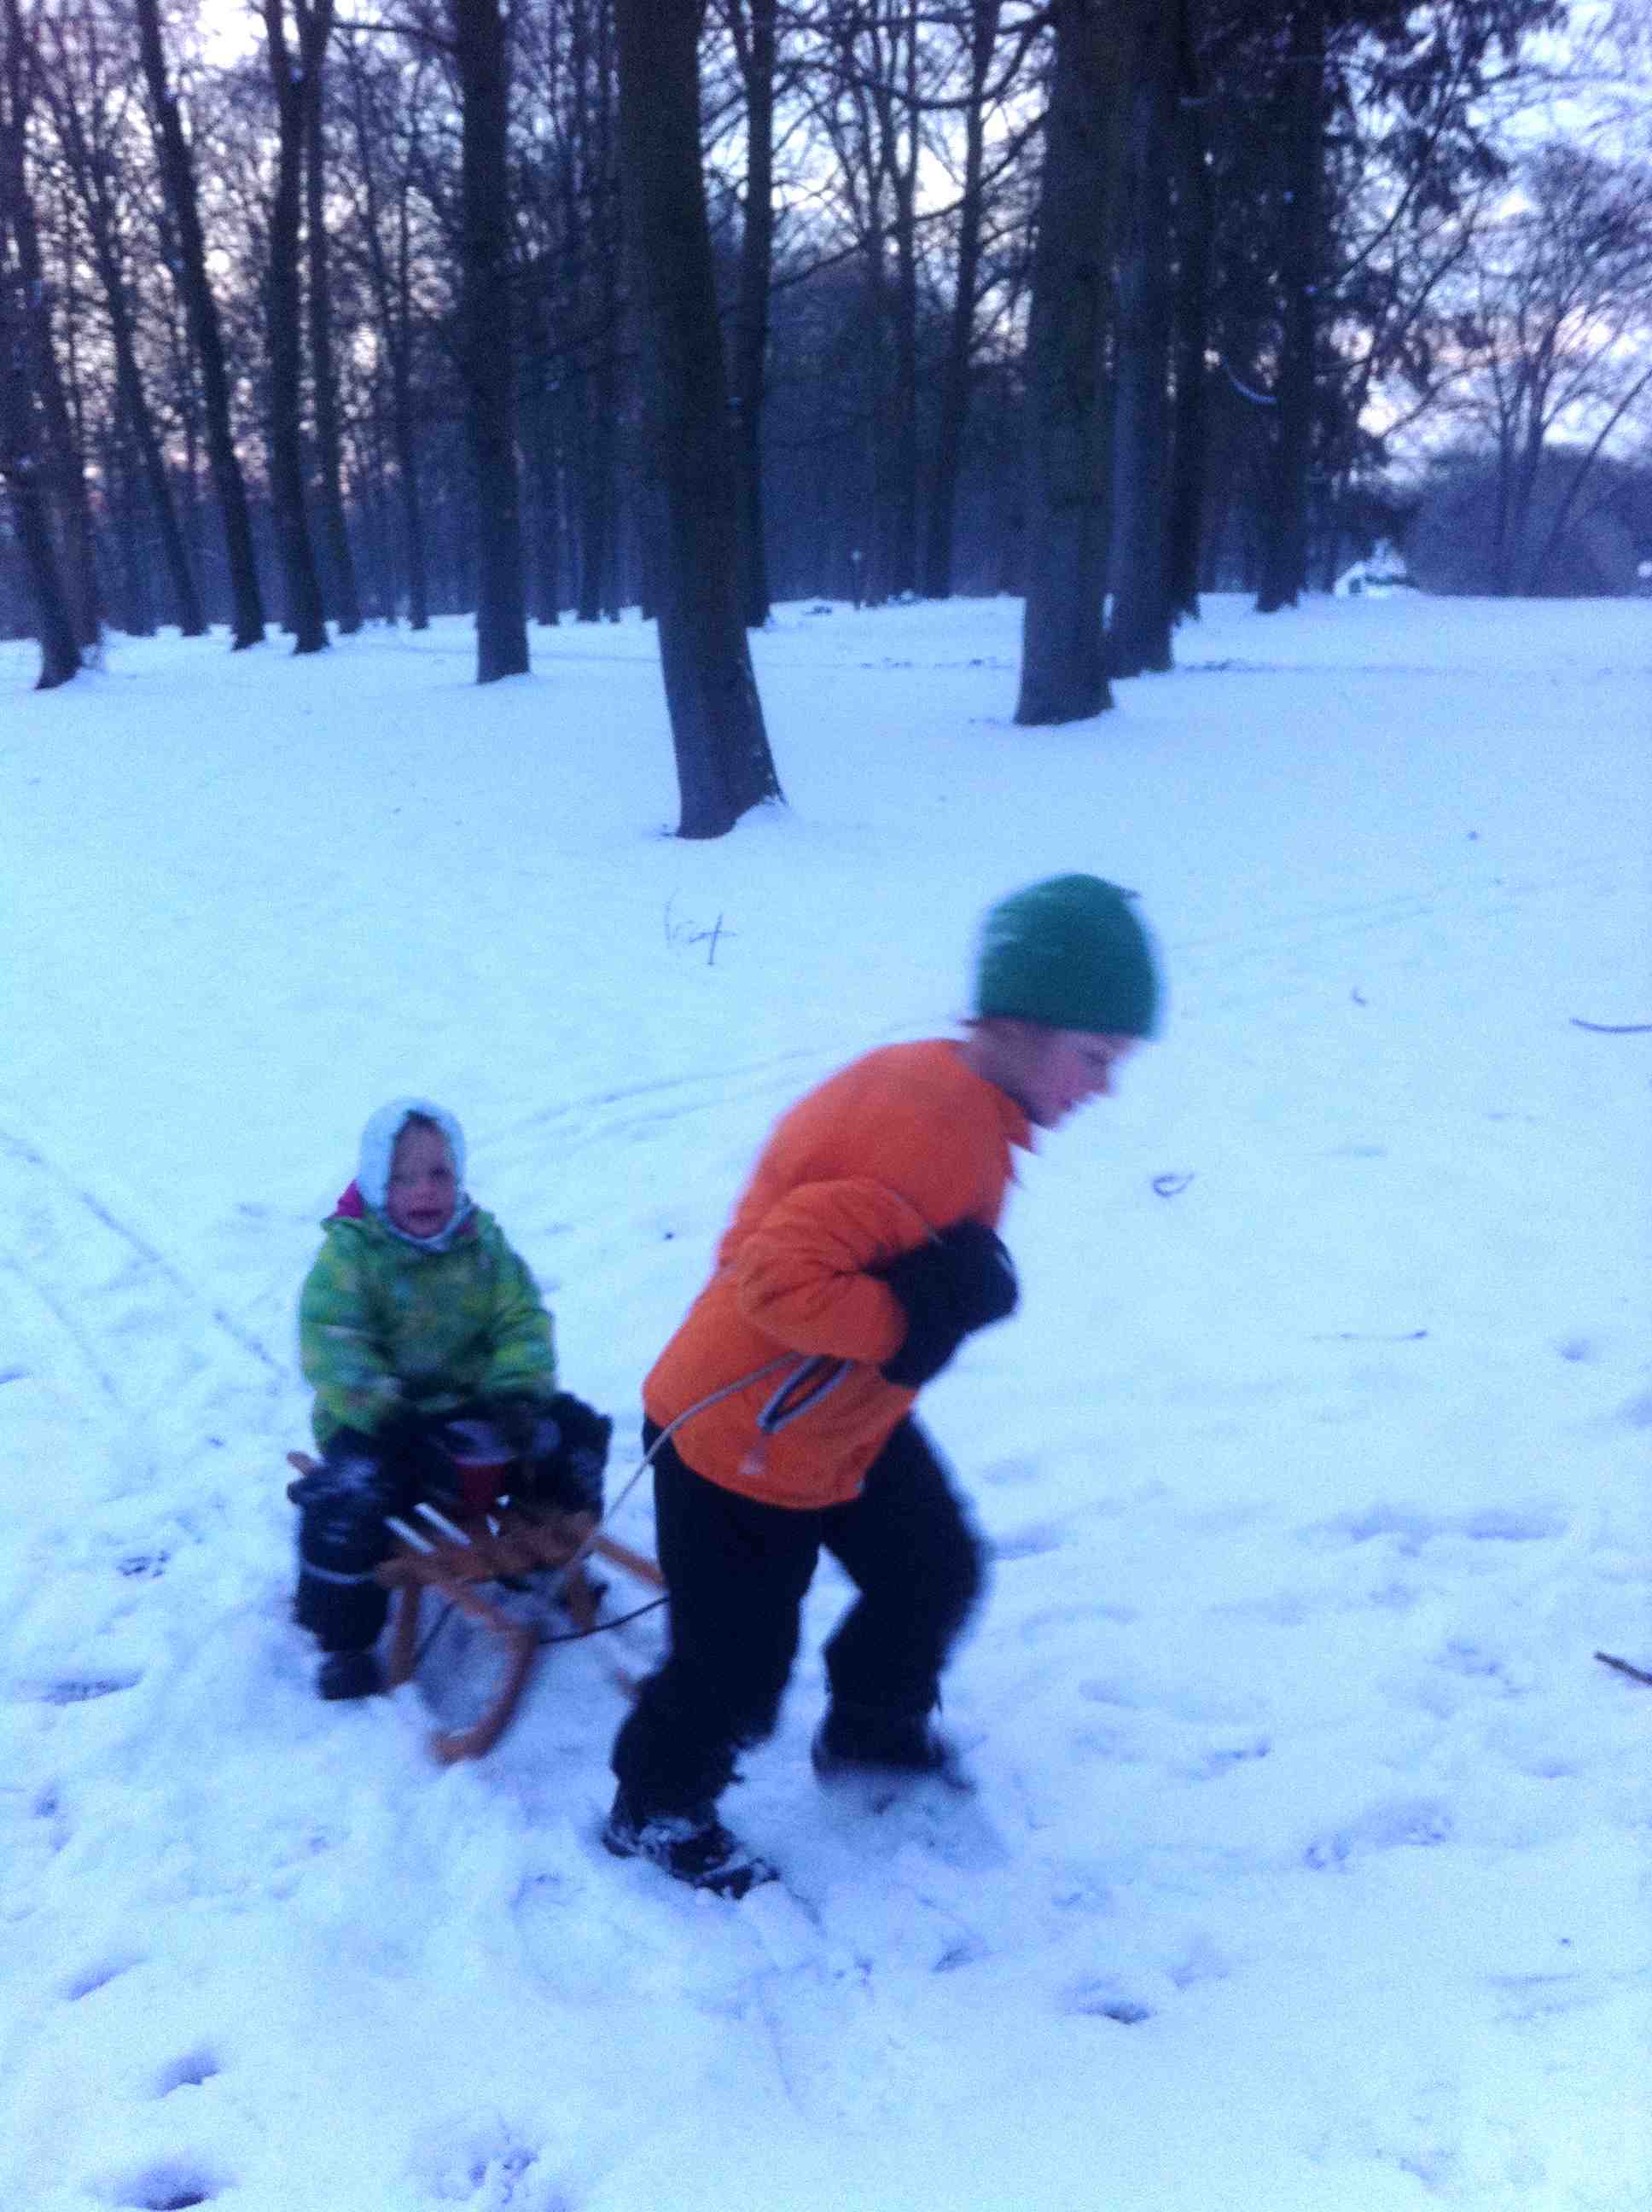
[
  {"xmin": 601, "ymin": 1789, "xmax": 776, "ymax": 1901},
  {"xmin": 317, "ymin": 1648, "xmax": 385, "ymax": 1702},
  {"xmin": 811, "ymin": 1700, "xmax": 961, "ymax": 1783}
]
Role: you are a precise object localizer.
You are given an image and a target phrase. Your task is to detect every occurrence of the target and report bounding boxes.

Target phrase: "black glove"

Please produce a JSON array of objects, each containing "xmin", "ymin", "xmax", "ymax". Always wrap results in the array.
[
  {"xmin": 536, "ymin": 1390, "xmax": 614, "ymax": 1515},
  {"xmin": 480, "ymin": 1393, "xmax": 549, "ymax": 1458},
  {"xmin": 875, "ymin": 1220, "xmax": 1018, "ymax": 1390}
]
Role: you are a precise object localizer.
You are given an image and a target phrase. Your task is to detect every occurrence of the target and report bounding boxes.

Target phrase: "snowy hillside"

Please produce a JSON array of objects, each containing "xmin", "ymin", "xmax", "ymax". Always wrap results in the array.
[{"xmin": 3, "ymin": 591, "xmax": 1649, "ymax": 2211}]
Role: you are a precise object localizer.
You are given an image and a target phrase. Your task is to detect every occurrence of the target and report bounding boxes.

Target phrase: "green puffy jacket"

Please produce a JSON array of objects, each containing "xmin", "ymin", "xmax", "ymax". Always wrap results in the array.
[{"xmin": 299, "ymin": 1199, "xmax": 557, "ymax": 1447}]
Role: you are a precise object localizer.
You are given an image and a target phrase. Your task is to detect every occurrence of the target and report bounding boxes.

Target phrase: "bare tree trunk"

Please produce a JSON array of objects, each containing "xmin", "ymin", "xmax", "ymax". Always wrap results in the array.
[
  {"xmin": 922, "ymin": 0, "xmax": 1000, "ymax": 602},
  {"xmin": 526, "ymin": 379, "xmax": 562, "ymax": 624},
  {"xmin": 614, "ymin": 0, "xmax": 782, "ymax": 837},
  {"xmin": 1, "ymin": 463, "xmax": 83, "ymax": 684},
  {"xmin": 135, "ymin": 0, "xmax": 265, "ymax": 647},
  {"xmin": 263, "ymin": 0, "xmax": 329, "ymax": 653},
  {"xmin": 340, "ymin": 34, "xmax": 428, "ymax": 630},
  {"xmin": 304, "ymin": 6, "xmax": 364, "ymax": 634},
  {"xmin": 1015, "ymin": 0, "xmax": 1143, "ymax": 726},
  {"xmin": 726, "ymin": 0, "xmax": 777, "ymax": 628},
  {"xmin": 44, "ymin": 51, "xmax": 207, "ymax": 638},
  {"xmin": 564, "ymin": 0, "xmax": 621, "ymax": 627},
  {"xmin": 886, "ymin": 17, "xmax": 920, "ymax": 602},
  {"xmin": 576, "ymin": 313, "xmax": 619, "ymax": 622},
  {"xmin": 0, "ymin": 246, "xmax": 80, "ymax": 685},
  {"xmin": 0, "ymin": 0, "xmax": 78, "ymax": 682},
  {"xmin": 109, "ymin": 415, "xmax": 158, "ymax": 637},
  {"xmin": 107, "ymin": 251, "xmax": 207, "ymax": 638},
  {"xmin": 574, "ymin": 406, "xmax": 613, "ymax": 623},
  {"xmin": 393, "ymin": 329, "xmax": 431, "ymax": 632},
  {"xmin": 0, "ymin": 3, "xmax": 100, "ymax": 651},
  {"xmin": 1106, "ymin": 3, "xmax": 1177, "ymax": 678},
  {"xmin": 453, "ymin": 0, "xmax": 528, "ymax": 680},
  {"xmin": 1165, "ymin": 0, "xmax": 1211, "ymax": 624},
  {"xmin": 1255, "ymin": 0, "xmax": 1325, "ymax": 614}
]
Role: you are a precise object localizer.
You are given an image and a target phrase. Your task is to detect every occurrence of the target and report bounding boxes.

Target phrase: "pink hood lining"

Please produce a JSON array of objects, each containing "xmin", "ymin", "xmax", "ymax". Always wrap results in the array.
[{"xmin": 330, "ymin": 1179, "xmax": 477, "ymax": 1243}]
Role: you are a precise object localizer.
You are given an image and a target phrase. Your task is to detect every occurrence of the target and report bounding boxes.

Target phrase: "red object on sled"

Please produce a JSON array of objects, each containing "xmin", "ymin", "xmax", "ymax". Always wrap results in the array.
[
  {"xmin": 286, "ymin": 1451, "xmax": 663, "ymax": 1762},
  {"xmin": 448, "ymin": 1453, "xmax": 512, "ymax": 1519}
]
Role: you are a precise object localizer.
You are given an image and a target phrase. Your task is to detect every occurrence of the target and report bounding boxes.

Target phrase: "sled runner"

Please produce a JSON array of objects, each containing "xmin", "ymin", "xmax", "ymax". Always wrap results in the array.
[{"xmin": 286, "ymin": 1452, "xmax": 664, "ymax": 1763}]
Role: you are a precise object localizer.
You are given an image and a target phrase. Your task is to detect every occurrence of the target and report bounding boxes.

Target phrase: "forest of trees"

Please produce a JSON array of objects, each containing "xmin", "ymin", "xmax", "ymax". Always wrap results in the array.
[{"xmin": 3, "ymin": 0, "xmax": 1649, "ymax": 817}]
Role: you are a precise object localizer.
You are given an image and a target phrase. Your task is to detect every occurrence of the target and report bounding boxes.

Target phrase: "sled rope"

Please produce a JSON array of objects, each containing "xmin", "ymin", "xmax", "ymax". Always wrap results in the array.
[
  {"xmin": 410, "ymin": 1353, "xmax": 806, "ymax": 1674},
  {"xmin": 412, "ymin": 1581, "xmax": 671, "ymax": 1674}
]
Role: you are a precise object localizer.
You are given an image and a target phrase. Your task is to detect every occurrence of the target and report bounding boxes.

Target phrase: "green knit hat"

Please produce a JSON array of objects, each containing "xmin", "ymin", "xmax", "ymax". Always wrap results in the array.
[{"xmin": 974, "ymin": 875, "xmax": 1161, "ymax": 1038}]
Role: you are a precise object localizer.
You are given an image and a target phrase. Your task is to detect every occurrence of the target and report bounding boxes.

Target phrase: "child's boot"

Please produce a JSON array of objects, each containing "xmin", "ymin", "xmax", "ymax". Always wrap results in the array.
[
  {"xmin": 317, "ymin": 1648, "xmax": 384, "ymax": 1701},
  {"xmin": 601, "ymin": 1788, "xmax": 775, "ymax": 1899},
  {"xmin": 811, "ymin": 1698, "xmax": 961, "ymax": 1781}
]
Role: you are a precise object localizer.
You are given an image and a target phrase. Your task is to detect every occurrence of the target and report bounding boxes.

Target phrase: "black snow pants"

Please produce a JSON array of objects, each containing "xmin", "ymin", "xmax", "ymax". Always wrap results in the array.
[
  {"xmin": 610, "ymin": 1416, "xmax": 986, "ymax": 1818},
  {"xmin": 290, "ymin": 1426, "xmax": 436, "ymax": 1655},
  {"xmin": 291, "ymin": 1408, "xmax": 591, "ymax": 1655}
]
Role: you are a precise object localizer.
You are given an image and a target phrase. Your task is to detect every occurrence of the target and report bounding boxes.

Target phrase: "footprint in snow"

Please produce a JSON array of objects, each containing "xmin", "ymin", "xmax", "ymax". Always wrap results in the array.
[
  {"xmin": 978, "ymin": 1454, "xmax": 1042, "ymax": 1488},
  {"xmin": 117, "ymin": 1551, "xmax": 169, "ymax": 1579},
  {"xmin": 1301, "ymin": 1500, "xmax": 1568, "ymax": 1551},
  {"xmin": 111, "ymin": 2164, "xmax": 226, "ymax": 2210},
  {"xmin": 990, "ymin": 1521, "xmax": 1068, "ymax": 1561},
  {"xmin": 1172, "ymin": 1737, "xmax": 1272, "ymax": 1782},
  {"xmin": 31, "ymin": 1670, "xmax": 144, "ymax": 1704},
  {"xmin": 1019, "ymin": 1599, "xmax": 1139, "ymax": 1642},
  {"xmin": 62, "ymin": 1952, "xmax": 146, "ymax": 2001},
  {"xmin": 1304, "ymin": 1795, "xmax": 1454, "ymax": 1867},
  {"xmin": 152, "ymin": 2050, "xmax": 222, "ymax": 2097},
  {"xmin": 1064, "ymin": 1976, "xmax": 1155, "ymax": 2025}
]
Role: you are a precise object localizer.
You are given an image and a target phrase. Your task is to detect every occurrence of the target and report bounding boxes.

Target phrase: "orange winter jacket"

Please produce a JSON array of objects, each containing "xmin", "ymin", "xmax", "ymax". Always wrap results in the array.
[{"xmin": 643, "ymin": 1039, "xmax": 1032, "ymax": 1509}]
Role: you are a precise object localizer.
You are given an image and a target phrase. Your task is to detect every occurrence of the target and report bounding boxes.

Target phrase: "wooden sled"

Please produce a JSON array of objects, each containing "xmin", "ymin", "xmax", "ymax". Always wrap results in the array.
[{"xmin": 287, "ymin": 1452, "xmax": 664, "ymax": 1763}]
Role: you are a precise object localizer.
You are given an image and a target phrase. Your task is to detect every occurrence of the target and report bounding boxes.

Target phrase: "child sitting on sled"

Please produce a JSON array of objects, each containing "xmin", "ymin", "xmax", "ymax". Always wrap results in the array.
[{"xmin": 291, "ymin": 1097, "xmax": 612, "ymax": 1702}]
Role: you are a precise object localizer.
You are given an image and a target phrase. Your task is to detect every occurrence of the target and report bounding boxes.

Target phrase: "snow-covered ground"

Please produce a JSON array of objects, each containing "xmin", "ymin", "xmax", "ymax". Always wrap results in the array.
[{"xmin": 2, "ymin": 590, "xmax": 1648, "ymax": 2212}]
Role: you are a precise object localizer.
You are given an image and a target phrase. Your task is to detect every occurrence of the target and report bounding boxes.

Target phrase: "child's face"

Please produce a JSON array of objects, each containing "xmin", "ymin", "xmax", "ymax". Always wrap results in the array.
[
  {"xmin": 981, "ymin": 1022, "xmax": 1141, "ymax": 1130},
  {"xmin": 385, "ymin": 1120, "xmax": 458, "ymax": 1238}
]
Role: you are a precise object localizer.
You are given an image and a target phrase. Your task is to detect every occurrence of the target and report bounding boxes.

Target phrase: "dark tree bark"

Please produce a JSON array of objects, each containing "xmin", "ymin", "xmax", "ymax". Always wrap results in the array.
[
  {"xmin": 880, "ymin": 6, "xmax": 922, "ymax": 603},
  {"xmin": 104, "ymin": 249, "xmax": 207, "ymax": 638},
  {"xmin": 1255, "ymin": 0, "xmax": 1326, "ymax": 614},
  {"xmin": 1165, "ymin": 0, "xmax": 1211, "ymax": 624},
  {"xmin": 575, "ymin": 315, "xmax": 619, "ymax": 622},
  {"xmin": 41, "ymin": 38, "xmax": 206, "ymax": 638},
  {"xmin": 817, "ymin": 2, "xmax": 919, "ymax": 605},
  {"xmin": 614, "ymin": 0, "xmax": 782, "ymax": 837},
  {"xmin": 0, "ymin": 240, "xmax": 80, "ymax": 686},
  {"xmin": 108, "ymin": 416, "xmax": 158, "ymax": 637},
  {"xmin": 1, "ymin": 0, "xmax": 100, "ymax": 652},
  {"xmin": 559, "ymin": 0, "xmax": 621, "ymax": 627},
  {"xmin": 526, "ymin": 377, "xmax": 562, "ymax": 625},
  {"xmin": 1106, "ymin": 2, "xmax": 1178, "ymax": 678},
  {"xmin": 922, "ymin": 0, "xmax": 1001, "ymax": 602},
  {"xmin": 263, "ymin": 0, "xmax": 329, "ymax": 653},
  {"xmin": 1015, "ymin": 0, "xmax": 1144, "ymax": 726},
  {"xmin": 135, "ymin": 0, "xmax": 265, "ymax": 648},
  {"xmin": 340, "ymin": 35, "xmax": 429, "ymax": 630},
  {"xmin": 452, "ymin": 0, "xmax": 528, "ymax": 680},
  {"xmin": 304, "ymin": 10, "xmax": 364, "ymax": 634},
  {"xmin": 724, "ymin": 0, "xmax": 777, "ymax": 628}
]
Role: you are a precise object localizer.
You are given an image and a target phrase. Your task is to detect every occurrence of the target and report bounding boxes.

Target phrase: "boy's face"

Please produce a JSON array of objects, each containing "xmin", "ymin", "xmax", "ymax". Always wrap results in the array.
[
  {"xmin": 385, "ymin": 1120, "xmax": 458, "ymax": 1237},
  {"xmin": 985, "ymin": 1022, "xmax": 1140, "ymax": 1130}
]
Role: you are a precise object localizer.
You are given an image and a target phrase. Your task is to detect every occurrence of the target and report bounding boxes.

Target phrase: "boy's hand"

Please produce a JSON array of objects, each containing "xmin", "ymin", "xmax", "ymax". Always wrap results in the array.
[{"xmin": 874, "ymin": 1220, "xmax": 1018, "ymax": 1389}]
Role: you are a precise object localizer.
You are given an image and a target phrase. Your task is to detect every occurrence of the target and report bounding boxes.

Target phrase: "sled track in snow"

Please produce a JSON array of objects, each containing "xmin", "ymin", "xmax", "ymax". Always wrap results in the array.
[
  {"xmin": 1167, "ymin": 849, "xmax": 1632, "ymax": 1020},
  {"xmin": 479, "ymin": 1045, "xmax": 838, "ymax": 1161},
  {"xmin": 0, "ymin": 1126, "xmax": 284, "ymax": 1417}
]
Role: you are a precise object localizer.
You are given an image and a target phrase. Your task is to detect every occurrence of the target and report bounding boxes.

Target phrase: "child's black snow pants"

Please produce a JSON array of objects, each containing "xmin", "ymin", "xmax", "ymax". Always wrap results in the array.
[
  {"xmin": 291, "ymin": 1429, "xmax": 424, "ymax": 1655},
  {"xmin": 610, "ymin": 1417, "xmax": 986, "ymax": 1819},
  {"xmin": 292, "ymin": 1407, "xmax": 596, "ymax": 1655}
]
